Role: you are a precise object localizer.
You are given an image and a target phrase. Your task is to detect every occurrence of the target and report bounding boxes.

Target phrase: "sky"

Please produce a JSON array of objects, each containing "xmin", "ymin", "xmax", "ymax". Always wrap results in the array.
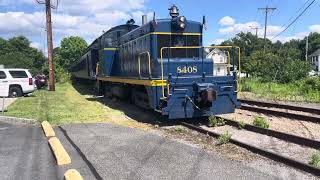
[{"xmin": 0, "ymin": 0, "xmax": 319, "ymax": 53}]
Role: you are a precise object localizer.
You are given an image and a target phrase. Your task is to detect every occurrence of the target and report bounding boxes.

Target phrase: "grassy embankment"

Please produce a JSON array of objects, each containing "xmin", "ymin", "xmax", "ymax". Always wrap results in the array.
[
  {"xmin": 240, "ymin": 78, "xmax": 320, "ymax": 103},
  {"xmin": 5, "ymin": 83, "xmax": 148, "ymax": 127}
]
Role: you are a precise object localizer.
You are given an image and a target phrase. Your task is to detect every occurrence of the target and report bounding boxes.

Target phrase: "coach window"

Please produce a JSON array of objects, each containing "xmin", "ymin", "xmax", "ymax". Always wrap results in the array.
[
  {"xmin": 134, "ymin": 41, "xmax": 137, "ymax": 55},
  {"xmin": 139, "ymin": 39, "xmax": 143, "ymax": 52}
]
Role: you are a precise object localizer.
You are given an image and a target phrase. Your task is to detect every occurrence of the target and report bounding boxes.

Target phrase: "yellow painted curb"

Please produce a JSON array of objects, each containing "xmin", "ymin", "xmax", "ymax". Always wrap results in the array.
[
  {"xmin": 41, "ymin": 121, "xmax": 56, "ymax": 137},
  {"xmin": 64, "ymin": 169, "xmax": 83, "ymax": 180},
  {"xmin": 48, "ymin": 137, "xmax": 71, "ymax": 165}
]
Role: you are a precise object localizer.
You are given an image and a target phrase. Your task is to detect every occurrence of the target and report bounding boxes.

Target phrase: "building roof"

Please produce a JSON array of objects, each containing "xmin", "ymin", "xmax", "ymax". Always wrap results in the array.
[
  {"xmin": 310, "ymin": 49, "xmax": 320, "ymax": 56},
  {"xmin": 206, "ymin": 48, "xmax": 226, "ymax": 57}
]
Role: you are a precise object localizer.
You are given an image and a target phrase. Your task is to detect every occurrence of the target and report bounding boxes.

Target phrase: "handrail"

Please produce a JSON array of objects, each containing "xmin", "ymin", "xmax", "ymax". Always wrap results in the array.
[
  {"xmin": 226, "ymin": 51, "xmax": 231, "ymax": 75},
  {"xmin": 160, "ymin": 46, "xmax": 241, "ymax": 98},
  {"xmin": 138, "ymin": 51, "xmax": 151, "ymax": 78}
]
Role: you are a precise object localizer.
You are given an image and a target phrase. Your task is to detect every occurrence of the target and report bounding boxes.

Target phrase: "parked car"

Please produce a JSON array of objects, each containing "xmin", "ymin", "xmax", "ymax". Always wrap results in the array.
[
  {"xmin": 0, "ymin": 69, "xmax": 35, "ymax": 97},
  {"xmin": 34, "ymin": 74, "xmax": 47, "ymax": 89}
]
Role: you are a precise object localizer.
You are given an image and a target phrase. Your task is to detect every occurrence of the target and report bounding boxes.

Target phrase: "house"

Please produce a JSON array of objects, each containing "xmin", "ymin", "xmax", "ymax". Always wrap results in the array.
[
  {"xmin": 206, "ymin": 48, "xmax": 229, "ymax": 76},
  {"xmin": 309, "ymin": 49, "xmax": 320, "ymax": 76}
]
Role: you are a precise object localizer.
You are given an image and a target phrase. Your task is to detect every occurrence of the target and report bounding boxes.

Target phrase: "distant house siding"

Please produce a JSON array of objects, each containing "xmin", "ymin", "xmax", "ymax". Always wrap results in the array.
[
  {"xmin": 206, "ymin": 49, "xmax": 228, "ymax": 76},
  {"xmin": 309, "ymin": 49, "xmax": 320, "ymax": 75}
]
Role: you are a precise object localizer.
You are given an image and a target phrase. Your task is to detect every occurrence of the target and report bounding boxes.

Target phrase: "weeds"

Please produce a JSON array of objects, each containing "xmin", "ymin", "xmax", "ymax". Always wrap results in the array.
[
  {"xmin": 238, "ymin": 120, "xmax": 246, "ymax": 129},
  {"xmin": 218, "ymin": 131, "xmax": 232, "ymax": 144},
  {"xmin": 175, "ymin": 126, "xmax": 185, "ymax": 133},
  {"xmin": 208, "ymin": 116, "xmax": 225, "ymax": 127},
  {"xmin": 309, "ymin": 151, "xmax": 320, "ymax": 167},
  {"xmin": 240, "ymin": 78, "xmax": 320, "ymax": 103},
  {"xmin": 253, "ymin": 116, "xmax": 269, "ymax": 129}
]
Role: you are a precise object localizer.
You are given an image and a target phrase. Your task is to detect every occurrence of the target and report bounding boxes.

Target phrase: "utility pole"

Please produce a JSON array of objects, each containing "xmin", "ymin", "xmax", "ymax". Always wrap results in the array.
[
  {"xmin": 305, "ymin": 35, "xmax": 309, "ymax": 61},
  {"xmin": 249, "ymin": 26, "xmax": 259, "ymax": 37},
  {"xmin": 36, "ymin": 0, "xmax": 57, "ymax": 91},
  {"xmin": 258, "ymin": 6, "xmax": 276, "ymax": 52}
]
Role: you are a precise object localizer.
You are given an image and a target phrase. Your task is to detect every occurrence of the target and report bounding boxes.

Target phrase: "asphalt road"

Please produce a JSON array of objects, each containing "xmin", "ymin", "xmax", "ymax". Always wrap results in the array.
[
  {"xmin": 59, "ymin": 123, "xmax": 276, "ymax": 180},
  {"xmin": 0, "ymin": 120, "xmax": 94, "ymax": 180},
  {"xmin": 1, "ymin": 117, "xmax": 314, "ymax": 180},
  {"xmin": 0, "ymin": 121, "xmax": 60, "ymax": 179}
]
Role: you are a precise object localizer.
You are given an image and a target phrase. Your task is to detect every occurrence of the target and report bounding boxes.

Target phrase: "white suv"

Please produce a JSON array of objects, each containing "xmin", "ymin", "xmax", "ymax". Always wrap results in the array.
[{"xmin": 0, "ymin": 69, "xmax": 35, "ymax": 97}]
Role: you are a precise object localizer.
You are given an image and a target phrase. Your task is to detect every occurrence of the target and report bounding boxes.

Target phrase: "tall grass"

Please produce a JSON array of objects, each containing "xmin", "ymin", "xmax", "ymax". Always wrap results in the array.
[{"xmin": 240, "ymin": 77, "xmax": 320, "ymax": 103}]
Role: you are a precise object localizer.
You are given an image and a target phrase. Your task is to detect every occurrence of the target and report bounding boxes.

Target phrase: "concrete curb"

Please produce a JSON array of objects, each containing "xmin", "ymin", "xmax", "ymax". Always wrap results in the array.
[
  {"xmin": 0, "ymin": 115, "xmax": 38, "ymax": 125},
  {"xmin": 41, "ymin": 121, "xmax": 56, "ymax": 137},
  {"xmin": 64, "ymin": 169, "xmax": 83, "ymax": 180},
  {"xmin": 48, "ymin": 137, "xmax": 71, "ymax": 165}
]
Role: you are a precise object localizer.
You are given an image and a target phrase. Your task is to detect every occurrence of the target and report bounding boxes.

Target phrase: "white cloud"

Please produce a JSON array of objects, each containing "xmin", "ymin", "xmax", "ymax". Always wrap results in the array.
[
  {"xmin": 309, "ymin": 25, "xmax": 320, "ymax": 33},
  {"xmin": 218, "ymin": 21, "xmax": 260, "ymax": 34},
  {"xmin": 271, "ymin": 32, "xmax": 308, "ymax": 43},
  {"xmin": 216, "ymin": 17, "xmax": 310, "ymax": 43},
  {"xmin": 219, "ymin": 16, "xmax": 235, "ymax": 26},
  {"xmin": 30, "ymin": 41, "xmax": 41, "ymax": 49},
  {"xmin": 57, "ymin": 0, "xmax": 146, "ymax": 15},
  {"xmin": 0, "ymin": 0, "xmax": 151, "ymax": 47}
]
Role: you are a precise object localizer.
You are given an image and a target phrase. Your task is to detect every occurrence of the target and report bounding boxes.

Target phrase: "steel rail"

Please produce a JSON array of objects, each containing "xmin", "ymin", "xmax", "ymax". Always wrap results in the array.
[
  {"xmin": 240, "ymin": 104, "xmax": 320, "ymax": 123},
  {"xmin": 239, "ymin": 99, "xmax": 320, "ymax": 115},
  {"xmin": 181, "ymin": 122, "xmax": 320, "ymax": 177},
  {"xmin": 216, "ymin": 116, "xmax": 320, "ymax": 149}
]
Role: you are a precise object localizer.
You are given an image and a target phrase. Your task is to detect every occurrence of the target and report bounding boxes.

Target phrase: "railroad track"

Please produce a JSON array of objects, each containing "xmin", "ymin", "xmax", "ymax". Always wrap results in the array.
[
  {"xmin": 181, "ymin": 121, "xmax": 320, "ymax": 177},
  {"xmin": 239, "ymin": 99, "xmax": 320, "ymax": 115},
  {"xmin": 217, "ymin": 116, "xmax": 320, "ymax": 149},
  {"xmin": 239, "ymin": 99, "xmax": 320, "ymax": 123}
]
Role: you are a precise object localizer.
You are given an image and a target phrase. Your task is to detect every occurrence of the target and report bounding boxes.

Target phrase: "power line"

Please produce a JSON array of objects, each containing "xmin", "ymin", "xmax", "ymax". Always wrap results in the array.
[{"xmin": 272, "ymin": 0, "xmax": 316, "ymax": 40}]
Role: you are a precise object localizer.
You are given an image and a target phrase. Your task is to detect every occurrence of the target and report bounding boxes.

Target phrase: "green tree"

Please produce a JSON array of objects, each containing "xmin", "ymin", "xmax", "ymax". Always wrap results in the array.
[
  {"xmin": 56, "ymin": 36, "xmax": 87, "ymax": 69},
  {"xmin": 0, "ymin": 36, "xmax": 46, "ymax": 75}
]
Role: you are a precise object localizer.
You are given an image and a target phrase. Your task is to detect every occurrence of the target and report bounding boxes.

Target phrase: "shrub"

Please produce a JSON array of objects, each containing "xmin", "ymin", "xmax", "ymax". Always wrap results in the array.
[
  {"xmin": 309, "ymin": 151, "xmax": 320, "ymax": 167},
  {"xmin": 55, "ymin": 65, "xmax": 71, "ymax": 83},
  {"xmin": 208, "ymin": 116, "xmax": 217, "ymax": 127},
  {"xmin": 208, "ymin": 116, "xmax": 225, "ymax": 127},
  {"xmin": 175, "ymin": 126, "xmax": 185, "ymax": 133},
  {"xmin": 218, "ymin": 131, "xmax": 232, "ymax": 144},
  {"xmin": 253, "ymin": 116, "xmax": 269, "ymax": 129},
  {"xmin": 238, "ymin": 120, "xmax": 246, "ymax": 129}
]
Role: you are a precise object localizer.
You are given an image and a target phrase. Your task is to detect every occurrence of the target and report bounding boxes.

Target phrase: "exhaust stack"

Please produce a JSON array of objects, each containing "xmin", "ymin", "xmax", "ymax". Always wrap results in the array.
[{"xmin": 142, "ymin": 15, "xmax": 147, "ymax": 25}]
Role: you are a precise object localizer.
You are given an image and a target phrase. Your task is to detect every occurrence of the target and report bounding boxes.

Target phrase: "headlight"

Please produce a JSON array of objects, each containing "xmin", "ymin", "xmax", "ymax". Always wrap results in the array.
[{"xmin": 179, "ymin": 16, "xmax": 186, "ymax": 22}]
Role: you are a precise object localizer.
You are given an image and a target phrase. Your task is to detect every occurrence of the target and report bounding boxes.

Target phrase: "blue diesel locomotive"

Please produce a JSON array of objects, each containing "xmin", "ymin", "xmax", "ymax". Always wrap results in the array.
[{"xmin": 70, "ymin": 5, "xmax": 241, "ymax": 119}]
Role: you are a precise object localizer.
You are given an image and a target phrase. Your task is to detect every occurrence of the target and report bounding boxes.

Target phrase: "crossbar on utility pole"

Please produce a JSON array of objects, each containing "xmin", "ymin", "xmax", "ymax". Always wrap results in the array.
[
  {"xmin": 249, "ymin": 26, "xmax": 259, "ymax": 37},
  {"xmin": 258, "ymin": 6, "xmax": 276, "ymax": 52},
  {"xmin": 36, "ymin": 0, "xmax": 56, "ymax": 91}
]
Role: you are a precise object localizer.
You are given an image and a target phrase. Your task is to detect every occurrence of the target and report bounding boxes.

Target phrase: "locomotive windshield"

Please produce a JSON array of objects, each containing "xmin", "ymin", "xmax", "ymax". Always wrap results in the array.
[{"xmin": 157, "ymin": 35, "xmax": 201, "ymax": 59}]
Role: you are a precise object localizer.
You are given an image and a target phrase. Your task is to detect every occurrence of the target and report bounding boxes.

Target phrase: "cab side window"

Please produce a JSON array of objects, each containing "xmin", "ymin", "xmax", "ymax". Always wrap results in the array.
[{"xmin": 0, "ymin": 71, "xmax": 6, "ymax": 79}]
